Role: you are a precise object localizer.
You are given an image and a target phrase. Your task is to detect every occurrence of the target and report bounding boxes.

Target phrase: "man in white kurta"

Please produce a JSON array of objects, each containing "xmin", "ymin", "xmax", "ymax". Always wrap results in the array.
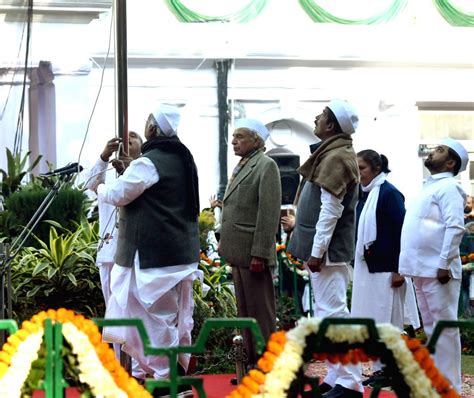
[
  {"xmin": 83, "ymin": 133, "xmax": 143, "ymax": 304},
  {"xmin": 83, "ymin": 133, "xmax": 143, "ymax": 360},
  {"xmin": 399, "ymin": 138, "xmax": 468, "ymax": 393},
  {"xmin": 97, "ymin": 105, "xmax": 201, "ymax": 388}
]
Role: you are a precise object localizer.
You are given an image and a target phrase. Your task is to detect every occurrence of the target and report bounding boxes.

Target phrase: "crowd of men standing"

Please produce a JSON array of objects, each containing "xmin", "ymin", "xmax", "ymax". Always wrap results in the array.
[{"xmin": 84, "ymin": 99, "xmax": 469, "ymax": 398}]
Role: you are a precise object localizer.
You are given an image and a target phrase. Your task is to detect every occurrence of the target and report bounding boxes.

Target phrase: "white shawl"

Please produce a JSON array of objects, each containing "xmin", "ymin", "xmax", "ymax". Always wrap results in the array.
[{"xmin": 356, "ymin": 172, "xmax": 387, "ymax": 257}]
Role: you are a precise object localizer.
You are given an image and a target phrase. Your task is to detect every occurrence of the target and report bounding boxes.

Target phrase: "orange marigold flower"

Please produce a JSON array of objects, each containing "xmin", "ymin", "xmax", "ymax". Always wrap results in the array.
[
  {"xmin": 263, "ymin": 351, "xmax": 277, "ymax": 363},
  {"xmin": 426, "ymin": 366, "xmax": 439, "ymax": 379},
  {"xmin": 0, "ymin": 362, "xmax": 8, "ymax": 376},
  {"xmin": 88, "ymin": 331, "xmax": 102, "ymax": 346},
  {"xmin": 339, "ymin": 353, "xmax": 351, "ymax": 365},
  {"xmin": 72, "ymin": 314, "xmax": 86, "ymax": 325},
  {"xmin": 46, "ymin": 309, "xmax": 57, "ymax": 320},
  {"xmin": 31, "ymin": 311, "xmax": 48, "ymax": 325},
  {"xmin": 421, "ymin": 355, "xmax": 435, "ymax": 370},
  {"xmin": 15, "ymin": 329, "xmax": 30, "ymax": 341},
  {"xmin": 0, "ymin": 351, "xmax": 12, "ymax": 365},
  {"xmin": 313, "ymin": 352, "xmax": 327, "ymax": 361},
  {"xmin": 242, "ymin": 375, "xmax": 260, "ymax": 393},
  {"xmin": 327, "ymin": 354, "xmax": 339, "ymax": 364},
  {"xmin": 56, "ymin": 307, "xmax": 70, "ymax": 319},
  {"xmin": 267, "ymin": 341, "xmax": 284, "ymax": 356},
  {"xmin": 257, "ymin": 358, "xmax": 272, "ymax": 373},
  {"xmin": 406, "ymin": 338, "xmax": 422, "ymax": 350},
  {"xmin": 1, "ymin": 343, "xmax": 15, "ymax": 356},
  {"xmin": 21, "ymin": 320, "xmax": 39, "ymax": 333},
  {"xmin": 269, "ymin": 330, "xmax": 287, "ymax": 345},
  {"xmin": 413, "ymin": 349, "xmax": 428, "ymax": 363},
  {"xmin": 435, "ymin": 376, "xmax": 450, "ymax": 392},
  {"xmin": 248, "ymin": 369, "xmax": 265, "ymax": 384},
  {"xmin": 237, "ymin": 384, "xmax": 253, "ymax": 397},
  {"xmin": 7, "ymin": 334, "xmax": 22, "ymax": 348}
]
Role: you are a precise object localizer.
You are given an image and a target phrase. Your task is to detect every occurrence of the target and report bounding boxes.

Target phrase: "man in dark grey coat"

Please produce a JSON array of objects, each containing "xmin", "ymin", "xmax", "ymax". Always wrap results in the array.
[{"xmin": 219, "ymin": 118, "xmax": 281, "ymax": 368}]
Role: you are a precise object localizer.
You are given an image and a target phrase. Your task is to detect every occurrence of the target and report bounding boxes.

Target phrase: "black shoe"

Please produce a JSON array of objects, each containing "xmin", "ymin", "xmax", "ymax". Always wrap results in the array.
[
  {"xmin": 362, "ymin": 370, "xmax": 390, "ymax": 388},
  {"xmin": 318, "ymin": 382, "xmax": 333, "ymax": 393},
  {"xmin": 322, "ymin": 384, "xmax": 363, "ymax": 398},
  {"xmin": 152, "ymin": 384, "xmax": 193, "ymax": 398},
  {"xmin": 230, "ymin": 377, "xmax": 238, "ymax": 385},
  {"xmin": 176, "ymin": 385, "xmax": 193, "ymax": 398}
]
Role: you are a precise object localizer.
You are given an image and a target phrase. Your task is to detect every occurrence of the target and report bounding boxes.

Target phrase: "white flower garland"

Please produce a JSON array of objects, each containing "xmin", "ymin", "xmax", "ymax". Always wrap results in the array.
[
  {"xmin": 62, "ymin": 322, "xmax": 128, "ymax": 398},
  {"xmin": 325, "ymin": 323, "xmax": 369, "ymax": 344},
  {"xmin": 377, "ymin": 324, "xmax": 439, "ymax": 398},
  {"xmin": 0, "ymin": 329, "xmax": 44, "ymax": 398},
  {"xmin": 252, "ymin": 318, "xmax": 441, "ymax": 398}
]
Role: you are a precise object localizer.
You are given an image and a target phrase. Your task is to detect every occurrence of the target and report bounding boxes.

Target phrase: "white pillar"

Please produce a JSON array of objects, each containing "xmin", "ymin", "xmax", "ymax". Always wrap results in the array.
[{"xmin": 28, "ymin": 61, "xmax": 56, "ymax": 174}]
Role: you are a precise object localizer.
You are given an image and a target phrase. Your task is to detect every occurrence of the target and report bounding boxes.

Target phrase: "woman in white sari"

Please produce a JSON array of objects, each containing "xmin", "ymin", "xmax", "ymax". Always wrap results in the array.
[{"xmin": 351, "ymin": 150, "xmax": 419, "ymax": 386}]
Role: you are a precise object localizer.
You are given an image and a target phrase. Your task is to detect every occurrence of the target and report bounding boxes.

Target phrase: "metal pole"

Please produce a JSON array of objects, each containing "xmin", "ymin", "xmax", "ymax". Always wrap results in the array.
[
  {"xmin": 6, "ymin": 244, "xmax": 12, "ymax": 321},
  {"xmin": 215, "ymin": 60, "xmax": 231, "ymax": 200},
  {"xmin": 232, "ymin": 335, "xmax": 246, "ymax": 384},
  {"xmin": 114, "ymin": 0, "xmax": 129, "ymax": 155}
]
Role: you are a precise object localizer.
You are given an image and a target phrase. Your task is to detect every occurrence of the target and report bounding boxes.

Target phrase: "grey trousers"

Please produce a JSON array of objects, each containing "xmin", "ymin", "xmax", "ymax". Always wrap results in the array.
[{"xmin": 232, "ymin": 264, "xmax": 276, "ymax": 365}]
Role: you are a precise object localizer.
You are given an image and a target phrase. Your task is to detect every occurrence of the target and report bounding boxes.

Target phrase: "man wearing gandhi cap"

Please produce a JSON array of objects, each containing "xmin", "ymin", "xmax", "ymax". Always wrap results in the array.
[
  {"xmin": 399, "ymin": 138, "xmax": 468, "ymax": 393},
  {"xmin": 98, "ymin": 104, "xmax": 199, "ymax": 397},
  {"xmin": 287, "ymin": 99, "xmax": 363, "ymax": 397},
  {"xmin": 219, "ymin": 118, "xmax": 281, "ymax": 372}
]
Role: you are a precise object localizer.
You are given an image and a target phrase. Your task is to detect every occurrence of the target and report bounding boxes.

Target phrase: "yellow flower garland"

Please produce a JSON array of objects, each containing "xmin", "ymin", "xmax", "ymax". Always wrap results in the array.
[
  {"xmin": 0, "ymin": 308, "xmax": 152, "ymax": 398},
  {"xmin": 0, "ymin": 328, "xmax": 44, "ymax": 398}
]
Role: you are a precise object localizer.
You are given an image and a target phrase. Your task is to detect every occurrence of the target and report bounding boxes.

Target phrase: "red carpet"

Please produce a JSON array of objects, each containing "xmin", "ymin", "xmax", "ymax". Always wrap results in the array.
[
  {"xmin": 32, "ymin": 376, "xmax": 397, "ymax": 397},
  {"xmin": 196, "ymin": 374, "xmax": 397, "ymax": 397}
]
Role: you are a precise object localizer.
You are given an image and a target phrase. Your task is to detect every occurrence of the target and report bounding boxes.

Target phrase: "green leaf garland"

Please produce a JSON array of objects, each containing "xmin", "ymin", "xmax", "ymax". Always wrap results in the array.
[
  {"xmin": 299, "ymin": 0, "xmax": 408, "ymax": 24},
  {"xmin": 165, "ymin": 0, "xmax": 267, "ymax": 22},
  {"xmin": 433, "ymin": 0, "xmax": 474, "ymax": 26}
]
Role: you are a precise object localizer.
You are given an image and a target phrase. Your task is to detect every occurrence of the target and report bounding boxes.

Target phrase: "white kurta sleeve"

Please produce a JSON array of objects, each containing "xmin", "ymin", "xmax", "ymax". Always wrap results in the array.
[
  {"xmin": 83, "ymin": 158, "xmax": 109, "ymax": 192},
  {"xmin": 97, "ymin": 157, "xmax": 159, "ymax": 207},
  {"xmin": 311, "ymin": 187, "xmax": 344, "ymax": 258},
  {"xmin": 437, "ymin": 184, "xmax": 466, "ymax": 269}
]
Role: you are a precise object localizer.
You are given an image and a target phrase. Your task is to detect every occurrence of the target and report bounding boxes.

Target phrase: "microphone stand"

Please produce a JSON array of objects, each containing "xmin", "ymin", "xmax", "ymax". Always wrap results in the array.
[{"xmin": 0, "ymin": 172, "xmax": 75, "ymax": 344}]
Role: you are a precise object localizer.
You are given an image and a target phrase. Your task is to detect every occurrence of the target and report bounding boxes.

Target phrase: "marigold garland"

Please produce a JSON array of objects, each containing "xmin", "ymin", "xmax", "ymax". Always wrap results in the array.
[
  {"xmin": 226, "ymin": 331, "xmax": 286, "ymax": 398},
  {"xmin": 227, "ymin": 318, "xmax": 460, "ymax": 398},
  {"xmin": 0, "ymin": 325, "xmax": 44, "ymax": 398},
  {"xmin": 402, "ymin": 335, "xmax": 460, "ymax": 398},
  {"xmin": 0, "ymin": 308, "xmax": 152, "ymax": 398}
]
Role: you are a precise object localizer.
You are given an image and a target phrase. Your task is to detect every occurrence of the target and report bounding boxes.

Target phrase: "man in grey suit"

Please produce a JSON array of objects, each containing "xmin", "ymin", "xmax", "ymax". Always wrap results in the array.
[{"xmin": 219, "ymin": 118, "xmax": 281, "ymax": 369}]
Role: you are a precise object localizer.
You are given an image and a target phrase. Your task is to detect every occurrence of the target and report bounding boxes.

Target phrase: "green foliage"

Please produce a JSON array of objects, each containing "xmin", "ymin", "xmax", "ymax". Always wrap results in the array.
[
  {"xmin": 22, "ymin": 340, "xmax": 93, "ymax": 397},
  {"xmin": 0, "ymin": 148, "xmax": 41, "ymax": 198},
  {"xmin": 198, "ymin": 210, "xmax": 215, "ymax": 250},
  {"xmin": 462, "ymin": 355, "xmax": 474, "ymax": 375},
  {"xmin": 10, "ymin": 222, "xmax": 104, "ymax": 322},
  {"xmin": 21, "ymin": 342, "xmax": 46, "ymax": 397},
  {"xmin": 276, "ymin": 294, "xmax": 301, "ymax": 331},
  {"xmin": 192, "ymin": 260, "xmax": 237, "ymax": 374},
  {"xmin": 3, "ymin": 185, "xmax": 87, "ymax": 246},
  {"xmin": 460, "ymin": 316, "xmax": 474, "ymax": 356}
]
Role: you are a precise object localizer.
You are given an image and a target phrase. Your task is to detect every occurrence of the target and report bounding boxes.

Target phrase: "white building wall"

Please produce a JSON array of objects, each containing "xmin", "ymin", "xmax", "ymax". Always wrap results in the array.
[{"xmin": 1, "ymin": 1, "xmax": 473, "ymax": 203}]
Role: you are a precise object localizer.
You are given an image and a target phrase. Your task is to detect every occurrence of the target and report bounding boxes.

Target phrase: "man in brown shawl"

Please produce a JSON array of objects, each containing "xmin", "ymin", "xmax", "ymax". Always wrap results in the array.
[{"xmin": 287, "ymin": 99, "xmax": 363, "ymax": 398}]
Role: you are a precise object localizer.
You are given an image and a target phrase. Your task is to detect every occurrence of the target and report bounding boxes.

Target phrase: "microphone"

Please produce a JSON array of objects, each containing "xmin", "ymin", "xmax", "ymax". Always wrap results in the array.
[{"xmin": 41, "ymin": 162, "xmax": 83, "ymax": 177}]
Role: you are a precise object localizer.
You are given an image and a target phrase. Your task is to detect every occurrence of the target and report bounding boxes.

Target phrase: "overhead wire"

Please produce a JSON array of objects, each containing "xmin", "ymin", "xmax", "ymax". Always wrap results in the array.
[
  {"xmin": 77, "ymin": 4, "xmax": 115, "ymax": 168},
  {"xmin": 13, "ymin": 0, "xmax": 33, "ymax": 156},
  {"xmin": 0, "ymin": 3, "xmax": 30, "ymax": 121}
]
